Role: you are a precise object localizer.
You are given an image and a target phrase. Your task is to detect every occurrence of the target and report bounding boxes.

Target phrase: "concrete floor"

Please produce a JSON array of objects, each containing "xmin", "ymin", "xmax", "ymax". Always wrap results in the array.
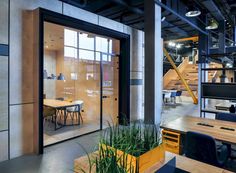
[
  {"xmin": 0, "ymin": 132, "xmax": 101, "ymax": 173},
  {"xmin": 0, "ymin": 99, "xmax": 235, "ymax": 173}
]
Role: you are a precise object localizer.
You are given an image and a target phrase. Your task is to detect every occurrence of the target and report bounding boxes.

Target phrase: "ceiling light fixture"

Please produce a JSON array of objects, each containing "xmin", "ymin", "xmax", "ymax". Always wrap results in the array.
[
  {"xmin": 161, "ymin": 16, "xmax": 166, "ymax": 22},
  {"xmin": 168, "ymin": 42, "xmax": 176, "ymax": 47},
  {"xmin": 185, "ymin": 6, "xmax": 201, "ymax": 17},
  {"xmin": 176, "ymin": 44, "xmax": 181, "ymax": 49},
  {"xmin": 205, "ymin": 18, "xmax": 218, "ymax": 30}
]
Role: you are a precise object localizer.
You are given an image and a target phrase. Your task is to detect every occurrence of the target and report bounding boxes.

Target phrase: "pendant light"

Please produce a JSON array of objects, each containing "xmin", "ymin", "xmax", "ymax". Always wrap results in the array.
[
  {"xmin": 185, "ymin": 6, "xmax": 201, "ymax": 17},
  {"xmin": 205, "ymin": 18, "xmax": 218, "ymax": 30}
]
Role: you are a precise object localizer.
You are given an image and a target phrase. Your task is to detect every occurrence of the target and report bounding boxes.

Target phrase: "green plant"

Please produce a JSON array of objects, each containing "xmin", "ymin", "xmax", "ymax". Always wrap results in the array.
[
  {"xmin": 75, "ymin": 142, "xmax": 134, "ymax": 173},
  {"xmin": 75, "ymin": 119, "xmax": 161, "ymax": 173},
  {"xmin": 102, "ymin": 121, "xmax": 161, "ymax": 157},
  {"xmin": 96, "ymin": 144, "xmax": 135, "ymax": 173}
]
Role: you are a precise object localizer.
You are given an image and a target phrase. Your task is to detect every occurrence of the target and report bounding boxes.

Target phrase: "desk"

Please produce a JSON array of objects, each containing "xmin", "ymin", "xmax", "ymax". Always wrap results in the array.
[
  {"xmin": 43, "ymin": 99, "xmax": 83, "ymax": 130},
  {"xmin": 74, "ymin": 151, "xmax": 233, "ymax": 173},
  {"xmin": 161, "ymin": 116, "xmax": 236, "ymax": 144},
  {"xmin": 145, "ymin": 152, "xmax": 233, "ymax": 173}
]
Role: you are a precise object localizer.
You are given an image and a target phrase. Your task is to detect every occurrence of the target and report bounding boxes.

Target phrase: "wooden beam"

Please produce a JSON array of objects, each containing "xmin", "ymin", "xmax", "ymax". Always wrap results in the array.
[
  {"xmin": 164, "ymin": 36, "xmax": 198, "ymax": 43},
  {"xmin": 164, "ymin": 48, "xmax": 198, "ymax": 104}
]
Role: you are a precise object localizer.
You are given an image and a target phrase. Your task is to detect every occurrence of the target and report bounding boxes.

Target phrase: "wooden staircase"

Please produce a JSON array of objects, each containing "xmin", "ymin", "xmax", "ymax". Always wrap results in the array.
[{"xmin": 164, "ymin": 61, "xmax": 219, "ymax": 97}]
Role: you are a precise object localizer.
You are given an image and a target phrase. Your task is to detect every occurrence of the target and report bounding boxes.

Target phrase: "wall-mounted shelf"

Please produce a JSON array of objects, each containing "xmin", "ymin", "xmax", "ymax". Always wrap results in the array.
[{"xmin": 200, "ymin": 52, "xmax": 236, "ymax": 117}]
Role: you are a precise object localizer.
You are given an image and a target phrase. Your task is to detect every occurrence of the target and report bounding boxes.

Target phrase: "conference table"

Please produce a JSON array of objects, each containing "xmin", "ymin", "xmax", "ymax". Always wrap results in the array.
[
  {"xmin": 160, "ymin": 116, "xmax": 236, "ymax": 145},
  {"xmin": 43, "ymin": 99, "xmax": 83, "ymax": 130}
]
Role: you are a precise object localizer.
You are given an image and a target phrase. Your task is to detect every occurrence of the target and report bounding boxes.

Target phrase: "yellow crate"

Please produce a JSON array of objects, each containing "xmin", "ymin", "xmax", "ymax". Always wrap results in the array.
[
  {"xmin": 100, "ymin": 143, "xmax": 165, "ymax": 173},
  {"xmin": 162, "ymin": 130, "xmax": 181, "ymax": 154}
]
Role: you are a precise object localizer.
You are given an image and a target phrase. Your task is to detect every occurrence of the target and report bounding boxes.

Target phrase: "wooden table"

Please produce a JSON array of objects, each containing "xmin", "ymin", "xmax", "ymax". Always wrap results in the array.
[
  {"xmin": 74, "ymin": 151, "xmax": 233, "ymax": 173},
  {"xmin": 43, "ymin": 99, "xmax": 83, "ymax": 130},
  {"xmin": 161, "ymin": 116, "xmax": 236, "ymax": 144},
  {"xmin": 145, "ymin": 152, "xmax": 233, "ymax": 173}
]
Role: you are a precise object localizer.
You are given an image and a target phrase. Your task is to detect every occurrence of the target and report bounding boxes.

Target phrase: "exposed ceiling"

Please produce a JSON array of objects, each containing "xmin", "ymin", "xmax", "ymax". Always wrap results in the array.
[{"xmin": 59, "ymin": 0, "xmax": 236, "ymax": 42}]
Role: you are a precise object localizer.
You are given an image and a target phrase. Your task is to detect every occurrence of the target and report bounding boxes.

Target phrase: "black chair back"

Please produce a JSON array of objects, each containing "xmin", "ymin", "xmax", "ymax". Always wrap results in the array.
[
  {"xmin": 216, "ymin": 112, "xmax": 236, "ymax": 122},
  {"xmin": 185, "ymin": 131, "xmax": 218, "ymax": 166},
  {"xmin": 176, "ymin": 90, "xmax": 182, "ymax": 96}
]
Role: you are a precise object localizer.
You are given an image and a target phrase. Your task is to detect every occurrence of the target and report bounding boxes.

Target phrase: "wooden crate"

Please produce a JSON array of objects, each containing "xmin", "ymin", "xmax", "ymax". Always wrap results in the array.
[
  {"xmin": 162, "ymin": 130, "xmax": 181, "ymax": 154},
  {"xmin": 100, "ymin": 143, "xmax": 165, "ymax": 173}
]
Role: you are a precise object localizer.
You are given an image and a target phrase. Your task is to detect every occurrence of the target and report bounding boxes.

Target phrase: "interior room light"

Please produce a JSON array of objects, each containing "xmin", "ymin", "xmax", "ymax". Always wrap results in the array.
[
  {"xmin": 168, "ymin": 42, "xmax": 176, "ymax": 47},
  {"xmin": 185, "ymin": 6, "xmax": 201, "ymax": 17},
  {"xmin": 161, "ymin": 16, "xmax": 166, "ymax": 22},
  {"xmin": 226, "ymin": 63, "xmax": 233, "ymax": 68},
  {"xmin": 206, "ymin": 19, "xmax": 218, "ymax": 30},
  {"xmin": 176, "ymin": 44, "xmax": 181, "ymax": 49}
]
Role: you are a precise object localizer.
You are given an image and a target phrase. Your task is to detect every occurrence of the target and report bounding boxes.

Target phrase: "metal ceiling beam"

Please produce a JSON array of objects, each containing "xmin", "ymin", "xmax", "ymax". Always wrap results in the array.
[
  {"xmin": 162, "ymin": 20, "xmax": 189, "ymax": 37},
  {"xmin": 110, "ymin": 0, "xmax": 144, "ymax": 15},
  {"xmin": 198, "ymin": 0, "xmax": 225, "ymax": 21},
  {"xmin": 155, "ymin": 0, "xmax": 208, "ymax": 35}
]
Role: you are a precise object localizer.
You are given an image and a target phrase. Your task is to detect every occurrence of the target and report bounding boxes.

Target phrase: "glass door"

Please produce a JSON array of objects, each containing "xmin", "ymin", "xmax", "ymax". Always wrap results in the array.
[{"xmin": 101, "ymin": 53, "xmax": 119, "ymax": 129}]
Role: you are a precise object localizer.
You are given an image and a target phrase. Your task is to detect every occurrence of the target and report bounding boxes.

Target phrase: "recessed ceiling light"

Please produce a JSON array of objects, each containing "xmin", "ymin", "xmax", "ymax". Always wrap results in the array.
[{"xmin": 45, "ymin": 45, "xmax": 49, "ymax": 49}]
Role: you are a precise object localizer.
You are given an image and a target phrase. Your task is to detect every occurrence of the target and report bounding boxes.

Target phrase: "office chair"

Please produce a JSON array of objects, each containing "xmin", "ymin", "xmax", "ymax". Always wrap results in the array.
[
  {"xmin": 175, "ymin": 90, "xmax": 182, "ymax": 102},
  {"xmin": 216, "ymin": 112, "xmax": 236, "ymax": 159},
  {"xmin": 184, "ymin": 131, "xmax": 228, "ymax": 167},
  {"xmin": 66, "ymin": 100, "xmax": 84, "ymax": 124}
]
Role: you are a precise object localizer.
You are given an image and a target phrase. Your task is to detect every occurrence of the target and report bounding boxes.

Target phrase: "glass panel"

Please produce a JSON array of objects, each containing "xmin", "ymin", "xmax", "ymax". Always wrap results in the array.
[
  {"xmin": 102, "ymin": 55, "xmax": 119, "ymax": 128},
  {"xmin": 95, "ymin": 52, "xmax": 101, "ymax": 61},
  {"xmin": 96, "ymin": 36, "xmax": 108, "ymax": 53},
  {"xmin": 43, "ymin": 22, "xmax": 101, "ymax": 146},
  {"xmin": 64, "ymin": 46, "xmax": 77, "ymax": 58},
  {"xmin": 79, "ymin": 33, "xmax": 95, "ymax": 50},
  {"xmin": 102, "ymin": 54, "xmax": 108, "ymax": 62},
  {"xmin": 64, "ymin": 29, "xmax": 77, "ymax": 47},
  {"xmin": 79, "ymin": 49, "xmax": 95, "ymax": 61}
]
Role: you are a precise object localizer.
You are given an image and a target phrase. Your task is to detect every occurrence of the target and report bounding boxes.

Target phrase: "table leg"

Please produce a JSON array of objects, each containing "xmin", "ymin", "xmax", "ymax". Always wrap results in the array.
[
  {"xmin": 78, "ymin": 109, "xmax": 80, "ymax": 125},
  {"xmin": 64, "ymin": 108, "xmax": 67, "ymax": 126}
]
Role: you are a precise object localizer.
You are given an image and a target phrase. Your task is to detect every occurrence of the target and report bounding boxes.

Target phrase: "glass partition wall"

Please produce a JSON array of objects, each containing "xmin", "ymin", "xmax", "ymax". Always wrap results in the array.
[{"xmin": 43, "ymin": 22, "xmax": 120, "ymax": 146}]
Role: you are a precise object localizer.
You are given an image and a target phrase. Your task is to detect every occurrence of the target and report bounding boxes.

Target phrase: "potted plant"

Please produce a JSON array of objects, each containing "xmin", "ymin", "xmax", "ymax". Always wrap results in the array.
[
  {"xmin": 74, "ymin": 121, "xmax": 164, "ymax": 173},
  {"xmin": 100, "ymin": 121, "xmax": 164, "ymax": 173}
]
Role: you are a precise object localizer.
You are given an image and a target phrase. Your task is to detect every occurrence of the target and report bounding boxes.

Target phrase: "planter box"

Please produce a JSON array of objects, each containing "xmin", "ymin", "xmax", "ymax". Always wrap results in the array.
[{"xmin": 101, "ymin": 144, "xmax": 165, "ymax": 173}]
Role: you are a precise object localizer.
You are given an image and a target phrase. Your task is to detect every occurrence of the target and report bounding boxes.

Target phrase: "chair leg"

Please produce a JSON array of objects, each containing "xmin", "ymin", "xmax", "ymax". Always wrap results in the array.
[{"xmin": 80, "ymin": 112, "xmax": 83, "ymax": 124}]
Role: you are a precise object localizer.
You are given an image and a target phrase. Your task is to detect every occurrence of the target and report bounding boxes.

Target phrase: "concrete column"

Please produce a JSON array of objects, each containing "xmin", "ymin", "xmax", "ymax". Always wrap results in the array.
[
  {"xmin": 0, "ymin": 0, "xmax": 9, "ymax": 162},
  {"xmin": 144, "ymin": 0, "xmax": 163, "ymax": 124},
  {"xmin": 130, "ymin": 29, "xmax": 143, "ymax": 121}
]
